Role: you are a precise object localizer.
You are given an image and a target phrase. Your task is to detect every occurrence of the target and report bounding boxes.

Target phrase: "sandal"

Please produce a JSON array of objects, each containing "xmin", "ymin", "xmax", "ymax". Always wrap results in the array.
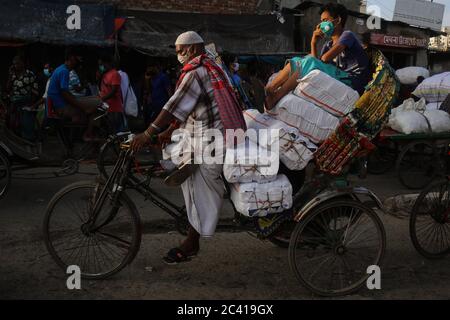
[{"xmin": 163, "ymin": 248, "xmax": 198, "ymax": 265}]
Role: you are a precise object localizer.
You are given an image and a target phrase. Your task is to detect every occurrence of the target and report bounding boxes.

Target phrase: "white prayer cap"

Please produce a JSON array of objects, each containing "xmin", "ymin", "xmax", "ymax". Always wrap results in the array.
[{"xmin": 175, "ymin": 31, "xmax": 204, "ymax": 46}]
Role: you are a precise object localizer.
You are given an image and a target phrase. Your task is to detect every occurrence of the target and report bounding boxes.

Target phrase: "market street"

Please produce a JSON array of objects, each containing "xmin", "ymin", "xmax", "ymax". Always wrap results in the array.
[{"xmin": 0, "ymin": 165, "xmax": 449, "ymax": 300}]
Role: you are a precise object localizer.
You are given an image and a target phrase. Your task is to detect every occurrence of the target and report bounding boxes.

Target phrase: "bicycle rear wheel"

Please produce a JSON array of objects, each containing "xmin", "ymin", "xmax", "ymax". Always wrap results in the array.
[
  {"xmin": 0, "ymin": 151, "xmax": 11, "ymax": 200},
  {"xmin": 410, "ymin": 179, "xmax": 450, "ymax": 259},
  {"xmin": 289, "ymin": 200, "xmax": 386, "ymax": 297},
  {"xmin": 43, "ymin": 181, "xmax": 142, "ymax": 280}
]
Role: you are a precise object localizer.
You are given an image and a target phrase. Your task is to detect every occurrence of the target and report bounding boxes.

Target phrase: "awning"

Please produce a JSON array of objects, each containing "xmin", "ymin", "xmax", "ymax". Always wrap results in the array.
[
  {"xmin": 0, "ymin": 0, "xmax": 115, "ymax": 46},
  {"xmin": 118, "ymin": 10, "xmax": 296, "ymax": 56}
]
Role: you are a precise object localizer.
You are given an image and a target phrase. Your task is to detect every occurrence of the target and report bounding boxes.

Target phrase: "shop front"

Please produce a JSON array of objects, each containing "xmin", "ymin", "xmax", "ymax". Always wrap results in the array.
[{"xmin": 369, "ymin": 33, "xmax": 429, "ymax": 69}]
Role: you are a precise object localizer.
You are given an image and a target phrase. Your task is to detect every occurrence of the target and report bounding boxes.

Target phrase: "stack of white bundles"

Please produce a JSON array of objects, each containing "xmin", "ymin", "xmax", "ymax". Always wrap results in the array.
[
  {"xmin": 279, "ymin": 133, "xmax": 317, "ymax": 171},
  {"xmin": 388, "ymin": 110, "xmax": 450, "ymax": 134},
  {"xmin": 243, "ymin": 109, "xmax": 296, "ymax": 145},
  {"xmin": 223, "ymin": 140, "xmax": 279, "ymax": 184},
  {"xmin": 294, "ymin": 70, "xmax": 359, "ymax": 117},
  {"xmin": 395, "ymin": 67, "xmax": 430, "ymax": 85},
  {"xmin": 243, "ymin": 109, "xmax": 317, "ymax": 171},
  {"xmin": 230, "ymin": 174, "xmax": 293, "ymax": 217},
  {"xmin": 266, "ymin": 93, "xmax": 340, "ymax": 144},
  {"xmin": 413, "ymin": 72, "xmax": 450, "ymax": 103}
]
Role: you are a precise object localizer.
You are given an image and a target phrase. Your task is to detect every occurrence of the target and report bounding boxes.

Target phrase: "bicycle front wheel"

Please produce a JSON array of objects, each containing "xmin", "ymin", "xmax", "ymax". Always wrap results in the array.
[{"xmin": 43, "ymin": 181, "xmax": 142, "ymax": 280}]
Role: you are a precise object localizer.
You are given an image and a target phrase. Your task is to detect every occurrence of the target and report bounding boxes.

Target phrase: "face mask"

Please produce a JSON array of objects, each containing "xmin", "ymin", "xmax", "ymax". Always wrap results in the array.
[
  {"xmin": 43, "ymin": 69, "xmax": 51, "ymax": 77},
  {"xmin": 232, "ymin": 63, "xmax": 240, "ymax": 72},
  {"xmin": 99, "ymin": 65, "xmax": 106, "ymax": 74},
  {"xmin": 320, "ymin": 20, "xmax": 335, "ymax": 37},
  {"xmin": 177, "ymin": 53, "xmax": 190, "ymax": 65}
]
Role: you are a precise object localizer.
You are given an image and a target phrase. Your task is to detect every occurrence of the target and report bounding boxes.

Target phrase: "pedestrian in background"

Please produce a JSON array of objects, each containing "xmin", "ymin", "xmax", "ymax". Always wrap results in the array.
[{"xmin": 98, "ymin": 54, "xmax": 126, "ymax": 135}]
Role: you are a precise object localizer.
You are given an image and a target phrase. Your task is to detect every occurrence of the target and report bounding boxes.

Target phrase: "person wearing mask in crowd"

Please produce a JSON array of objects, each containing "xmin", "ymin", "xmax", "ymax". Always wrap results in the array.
[
  {"xmin": 46, "ymin": 48, "xmax": 100, "ymax": 139},
  {"xmin": 222, "ymin": 54, "xmax": 253, "ymax": 109},
  {"xmin": 6, "ymin": 55, "xmax": 39, "ymax": 140},
  {"xmin": 265, "ymin": 3, "xmax": 371, "ymax": 109},
  {"xmin": 98, "ymin": 54, "xmax": 126, "ymax": 134},
  {"xmin": 32, "ymin": 63, "xmax": 54, "ymax": 127},
  {"xmin": 131, "ymin": 31, "xmax": 247, "ymax": 264}
]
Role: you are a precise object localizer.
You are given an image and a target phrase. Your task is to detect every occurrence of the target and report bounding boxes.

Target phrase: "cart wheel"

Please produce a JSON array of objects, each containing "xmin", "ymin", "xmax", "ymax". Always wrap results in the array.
[
  {"xmin": 43, "ymin": 181, "xmax": 142, "ymax": 280},
  {"xmin": 289, "ymin": 200, "xmax": 386, "ymax": 297},
  {"xmin": 0, "ymin": 152, "xmax": 11, "ymax": 200},
  {"xmin": 410, "ymin": 179, "xmax": 450, "ymax": 259},
  {"xmin": 367, "ymin": 141, "xmax": 398, "ymax": 175},
  {"xmin": 396, "ymin": 141, "xmax": 437, "ymax": 190}
]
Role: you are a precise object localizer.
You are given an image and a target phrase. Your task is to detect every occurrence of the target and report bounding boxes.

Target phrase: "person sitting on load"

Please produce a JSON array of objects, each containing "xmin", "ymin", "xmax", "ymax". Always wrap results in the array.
[{"xmin": 265, "ymin": 2, "xmax": 371, "ymax": 110}]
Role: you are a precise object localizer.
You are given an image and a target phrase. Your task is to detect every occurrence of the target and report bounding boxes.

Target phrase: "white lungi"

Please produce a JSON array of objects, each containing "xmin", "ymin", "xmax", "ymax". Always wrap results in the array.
[{"xmin": 181, "ymin": 163, "xmax": 225, "ymax": 237}]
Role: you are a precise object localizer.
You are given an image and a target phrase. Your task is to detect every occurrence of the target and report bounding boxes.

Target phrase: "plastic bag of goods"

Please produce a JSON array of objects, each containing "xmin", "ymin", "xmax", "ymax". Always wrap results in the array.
[
  {"xmin": 243, "ymin": 109, "xmax": 317, "ymax": 171},
  {"xmin": 230, "ymin": 174, "xmax": 293, "ymax": 217},
  {"xmin": 395, "ymin": 98, "xmax": 426, "ymax": 112},
  {"xmin": 294, "ymin": 69, "xmax": 359, "ymax": 117},
  {"xmin": 412, "ymin": 72, "xmax": 450, "ymax": 103},
  {"xmin": 266, "ymin": 93, "xmax": 340, "ymax": 144},
  {"xmin": 395, "ymin": 67, "xmax": 430, "ymax": 85},
  {"xmin": 388, "ymin": 110, "xmax": 450, "ymax": 134},
  {"xmin": 223, "ymin": 140, "xmax": 279, "ymax": 184}
]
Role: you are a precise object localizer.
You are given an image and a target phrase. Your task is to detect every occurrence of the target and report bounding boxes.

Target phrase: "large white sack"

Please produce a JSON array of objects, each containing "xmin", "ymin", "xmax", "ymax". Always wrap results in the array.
[
  {"xmin": 243, "ymin": 109, "xmax": 317, "ymax": 171},
  {"xmin": 266, "ymin": 94, "xmax": 340, "ymax": 144},
  {"xmin": 394, "ymin": 98, "xmax": 426, "ymax": 112},
  {"xmin": 230, "ymin": 174, "xmax": 293, "ymax": 217},
  {"xmin": 294, "ymin": 69, "xmax": 359, "ymax": 117},
  {"xmin": 388, "ymin": 111, "xmax": 429, "ymax": 134},
  {"xmin": 223, "ymin": 140, "xmax": 278, "ymax": 184},
  {"xmin": 425, "ymin": 110, "xmax": 450, "ymax": 133},
  {"xmin": 395, "ymin": 67, "xmax": 430, "ymax": 85},
  {"xmin": 413, "ymin": 72, "xmax": 450, "ymax": 103},
  {"xmin": 388, "ymin": 110, "xmax": 450, "ymax": 134}
]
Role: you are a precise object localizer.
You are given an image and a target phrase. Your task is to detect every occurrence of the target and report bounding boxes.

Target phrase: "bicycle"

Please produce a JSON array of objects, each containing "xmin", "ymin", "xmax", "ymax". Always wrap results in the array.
[{"xmin": 43, "ymin": 138, "xmax": 386, "ymax": 297}]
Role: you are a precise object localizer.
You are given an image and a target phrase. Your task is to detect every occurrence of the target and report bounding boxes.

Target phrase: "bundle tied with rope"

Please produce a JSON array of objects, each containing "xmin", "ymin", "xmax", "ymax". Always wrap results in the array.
[{"xmin": 230, "ymin": 174, "xmax": 293, "ymax": 218}]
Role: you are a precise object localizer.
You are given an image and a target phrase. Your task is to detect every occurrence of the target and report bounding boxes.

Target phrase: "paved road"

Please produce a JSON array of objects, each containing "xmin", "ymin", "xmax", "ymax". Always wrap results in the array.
[{"xmin": 0, "ymin": 165, "xmax": 449, "ymax": 299}]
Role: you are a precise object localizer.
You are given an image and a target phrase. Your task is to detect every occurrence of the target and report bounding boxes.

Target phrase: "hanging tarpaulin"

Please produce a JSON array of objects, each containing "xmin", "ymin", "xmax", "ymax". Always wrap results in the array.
[
  {"xmin": 0, "ymin": 0, "xmax": 115, "ymax": 46},
  {"xmin": 119, "ymin": 10, "xmax": 296, "ymax": 55}
]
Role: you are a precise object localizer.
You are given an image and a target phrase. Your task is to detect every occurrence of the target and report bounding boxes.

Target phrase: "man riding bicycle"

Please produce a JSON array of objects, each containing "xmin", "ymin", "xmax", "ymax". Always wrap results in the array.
[{"xmin": 131, "ymin": 31, "xmax": 247, "ymax": 265}]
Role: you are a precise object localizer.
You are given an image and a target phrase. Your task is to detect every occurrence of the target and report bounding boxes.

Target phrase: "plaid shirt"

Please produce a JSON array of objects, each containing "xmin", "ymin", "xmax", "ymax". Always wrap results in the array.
[{"xmin": 163, "ymin": 66, "xmax": 223, "ymax": 135}]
